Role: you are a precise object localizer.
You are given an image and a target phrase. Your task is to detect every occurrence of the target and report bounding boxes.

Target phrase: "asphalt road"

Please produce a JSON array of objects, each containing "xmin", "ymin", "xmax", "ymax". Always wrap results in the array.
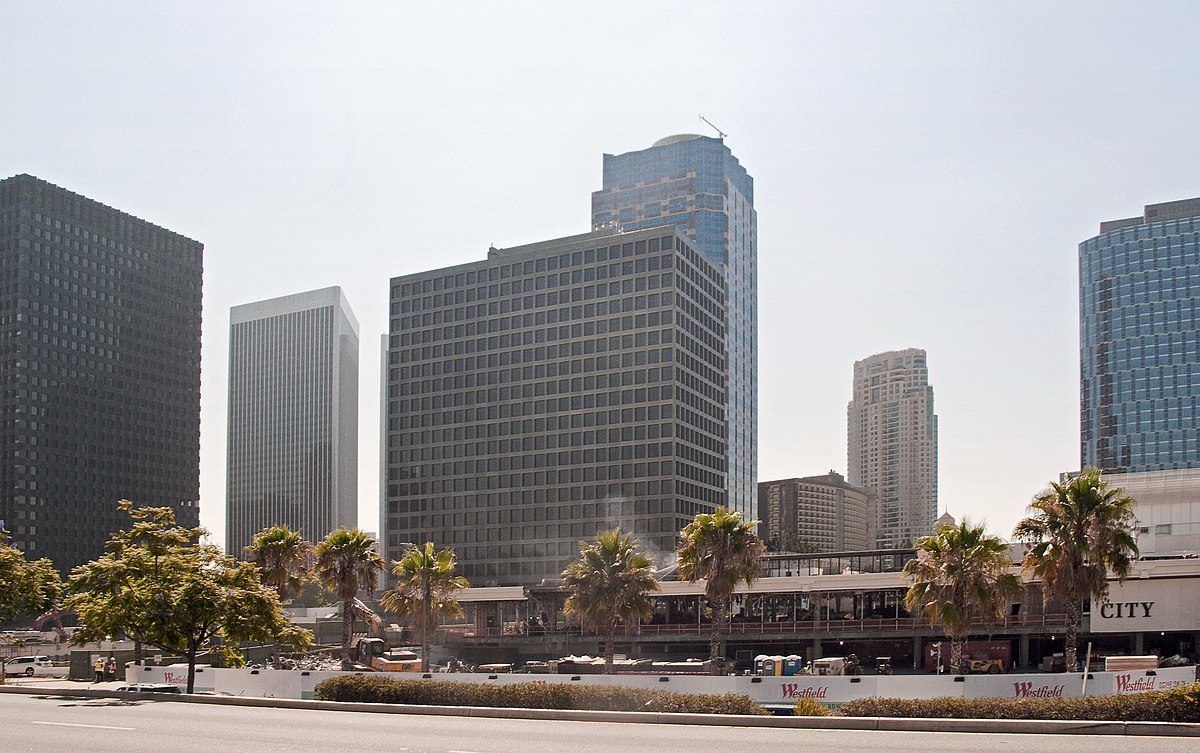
[{"xmin": 1, "ymin": 692, "xmax": 1194, "ymax": 753}]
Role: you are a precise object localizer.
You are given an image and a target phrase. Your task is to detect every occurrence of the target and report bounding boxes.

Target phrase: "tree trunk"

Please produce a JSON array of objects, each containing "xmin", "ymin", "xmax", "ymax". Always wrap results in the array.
[
  {"xmin": 186, "ymin": 641, "xmax": 197, "ymax": 694},
  {"xmin": 1064, "ymin": 587, "xmax": 1081, "ymax": 672},
  {"xmin": 134, "ymin": 640, "xmax": 143, "ymax": 666},
  {"xmin": 950, "ymin": 637, "xmax": 964, "ymax": 675},
  {"xmin": 709, "ymin": 598, "xmax": 726, "ymax": 675},
  {"xmin": 342, "ymin": 599, "xmax": 355, "ymax": 669},
  {"xmin": 421, "ymin": 577, "xmax": 432, "ymax": 673},
  {"xmin": 421, "ymin": 620, "xmax": 431, "ymax": 674},
  {"xmin": 604, "ymin": 624, "xmax": 615, "ymax": 675}
]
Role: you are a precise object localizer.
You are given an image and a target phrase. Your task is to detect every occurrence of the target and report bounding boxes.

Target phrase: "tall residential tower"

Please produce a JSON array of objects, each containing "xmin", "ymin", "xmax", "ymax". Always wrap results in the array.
[
  {"xmin": 226, "ymin": 287, "xmax": 359, "ymax": 558},
  {"xmin": 846, "ymin": 348, "xmax": 937, "ymax": 548},
  {"xmin": 591, "ymin": 135, "xmax": 757, "ymax": 517},
  {"xmin": 0, "ymin": 174, "xmax": 203, "ymax": 573}
]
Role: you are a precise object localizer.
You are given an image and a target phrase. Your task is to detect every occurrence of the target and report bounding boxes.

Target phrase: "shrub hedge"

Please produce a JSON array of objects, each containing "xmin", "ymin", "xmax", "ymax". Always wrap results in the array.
[
  {"xmin": 314, "ymin": 674, "xmax": 769, "ymax": 715},
  {"xmin": 792, "ymin": 698, "xmax": 832, "ymax": 717},
  {"xmin": 836, "ymin": 681, "xmax": 1200, "ymax": 723}
]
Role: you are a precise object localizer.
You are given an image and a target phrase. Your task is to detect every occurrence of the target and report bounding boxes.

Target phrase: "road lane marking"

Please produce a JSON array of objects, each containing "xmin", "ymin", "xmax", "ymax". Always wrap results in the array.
[{"xmin": 33, "ymin": 721, "xmax": 136, "ymax": 731}]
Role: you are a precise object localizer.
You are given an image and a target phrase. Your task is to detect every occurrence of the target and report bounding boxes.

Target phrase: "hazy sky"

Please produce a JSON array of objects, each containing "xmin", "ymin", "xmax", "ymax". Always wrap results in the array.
[{"xmin": 5, "ymin": 2, "xmax": 1199, "ymax": 549}]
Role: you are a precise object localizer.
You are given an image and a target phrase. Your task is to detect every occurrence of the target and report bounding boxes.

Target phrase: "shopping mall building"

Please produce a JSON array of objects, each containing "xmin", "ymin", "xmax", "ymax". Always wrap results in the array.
[{"xmin": 440, "ymin": 548, "xmax": 1200, "ymax": 671}]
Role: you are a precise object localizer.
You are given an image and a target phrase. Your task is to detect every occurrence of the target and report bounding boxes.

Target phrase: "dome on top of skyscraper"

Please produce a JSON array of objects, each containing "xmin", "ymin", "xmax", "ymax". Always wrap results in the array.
[{"xmin": 652, "ymin": 134, "xmax": 704, "ymax": 148}]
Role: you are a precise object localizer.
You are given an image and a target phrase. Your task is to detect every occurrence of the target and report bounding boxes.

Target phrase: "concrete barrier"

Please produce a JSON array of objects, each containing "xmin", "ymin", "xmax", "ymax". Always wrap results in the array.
[{"xmin": 124, "ymin": 664, "xmax": 1196, "ymax": 706}]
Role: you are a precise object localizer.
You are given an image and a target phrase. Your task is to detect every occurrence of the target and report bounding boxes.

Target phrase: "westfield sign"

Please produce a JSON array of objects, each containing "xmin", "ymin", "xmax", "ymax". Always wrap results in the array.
[
  {"xmin": 1012, "ymin": 682, "xmax": 1065, "ymax": 698},
  {"xmin": 1115, "ymin": 673, "xmax": 1156, "ymax": 693},
  {"xmin": 780, "ymin": 683, "xmax": 829, "ymax": 700}
]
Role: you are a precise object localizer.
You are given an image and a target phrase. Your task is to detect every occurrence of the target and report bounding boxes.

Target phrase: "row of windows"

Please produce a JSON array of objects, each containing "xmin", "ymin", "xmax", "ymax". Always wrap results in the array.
[
  {"xmin": 392, "ymin": 385, "xmax": 678, "ymax": 432},
  {"xmin": 390, "ymin": 482, "xmax": 677, "ymax": 511},
  {"xmin": 394, "ymin": 498, "xmax": 683, "ymax": 528},
  {"xmin": 391, "ymin": 441, "xmax": 681, "ymax": 471},
  {"xmin": 397, "ymin": 325, "xmax": 673, "ymax": 367},
  {"xmin": 396, "ymin": 310, "xmax": 675, "ymax": 355},
  {"xmin": 394, "ymin": 280, "xmax": 675, "ymax": 331},
  {"xmin": 389, "ymin": 466, "xmax": 724, "ymax": 502},
  {"xmin": 395, "ymin": 253, "xmax": 676, "ymax": 314}
]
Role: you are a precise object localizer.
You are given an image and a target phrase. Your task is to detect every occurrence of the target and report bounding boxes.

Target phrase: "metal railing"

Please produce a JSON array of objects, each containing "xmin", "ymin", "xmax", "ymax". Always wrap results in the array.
[{"xmin": 442, "ymin": 612, "xmax": 1073, "ymax": 640}]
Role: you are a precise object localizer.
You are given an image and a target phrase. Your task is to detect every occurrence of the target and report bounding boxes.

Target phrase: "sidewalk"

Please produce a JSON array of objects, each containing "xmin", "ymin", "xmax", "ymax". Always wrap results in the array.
[{"xmin": 2, "ymin": 677, "xmax": 126, "ymax": 691}]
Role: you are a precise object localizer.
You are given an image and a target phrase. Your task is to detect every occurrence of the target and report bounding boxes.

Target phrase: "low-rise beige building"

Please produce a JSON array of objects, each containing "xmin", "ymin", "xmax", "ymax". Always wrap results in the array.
[{"xmin": 758, "ymin": 471, "xmax": 875, "ymax": 552}]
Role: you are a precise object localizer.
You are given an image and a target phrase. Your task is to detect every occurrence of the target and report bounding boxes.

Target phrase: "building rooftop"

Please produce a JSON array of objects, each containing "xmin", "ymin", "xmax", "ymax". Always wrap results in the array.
[{"xmin": 1099, "ymin": 197, "xmax": 1200, "ymax": 234}]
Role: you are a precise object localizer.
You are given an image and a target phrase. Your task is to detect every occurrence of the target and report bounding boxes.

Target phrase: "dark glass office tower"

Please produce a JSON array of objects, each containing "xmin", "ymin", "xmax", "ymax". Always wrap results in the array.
[
  {"xmin": 1080, "ymin": 198, "xmax": 1200, "ymax": 473},
  {"xmin": 591, "ymin": 135, "xmax": 757, "ymax": 517},
  {"xmin": 0, "ymin": 175, "xmax": 203, "ymax": 574},
  {"xmin": 383, "ymin": 227, "xmax": 726, "ymax": 585}
]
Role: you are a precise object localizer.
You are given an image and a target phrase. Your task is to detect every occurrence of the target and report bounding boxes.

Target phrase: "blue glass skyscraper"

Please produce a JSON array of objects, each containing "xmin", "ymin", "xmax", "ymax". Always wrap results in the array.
[
  {"xmin": 1080, "ymin": 197, "xmax": 1200, "ymax": 473},
  {"xmin": 592, "ymin": 134, "xmax": 757, "ymax": 516}
]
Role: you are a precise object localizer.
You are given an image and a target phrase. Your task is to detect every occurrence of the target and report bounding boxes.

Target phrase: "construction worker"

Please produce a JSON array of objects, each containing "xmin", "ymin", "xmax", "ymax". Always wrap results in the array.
[
  {"xmin": 93, "ymin": 657, "xmax": 104, "ymax": 683},
  {"xmin": 105, "ymin": 657, "xmax": 117, "ymax": 680}
]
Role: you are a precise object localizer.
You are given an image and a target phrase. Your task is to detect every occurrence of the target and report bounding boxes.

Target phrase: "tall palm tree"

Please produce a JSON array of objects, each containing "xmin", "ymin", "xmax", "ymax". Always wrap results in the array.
[
  {"xmin": 380, "ymin": 542, "xmax": 470, "ymax": 672},
  {"xmin": 245, "ymin": 525, "xmax": 312, "ymax": 603},
  {"xmin": 903, "ymin": 519, "xmax": 1022, "ymax": 674},
  {"xmin": 561, "ymin": 528, "xmax": 660, "ymax": 674},
  {"xmin": 676, "ymin": 508, "xmax": 765, "ymax": 674},
  {"xmin": 1014, "ymin": 468, "xmax": 1138, "ymax": 671},
  {"xmin": 314, "ymin": 528, "xmax": 385, "ymax": 667}
]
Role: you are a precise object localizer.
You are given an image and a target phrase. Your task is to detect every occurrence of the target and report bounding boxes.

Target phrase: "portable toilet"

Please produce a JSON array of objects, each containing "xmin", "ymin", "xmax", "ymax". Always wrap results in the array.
[
  {"xmin": 759, "ymin": 655, "xmax": 782, "ymax": 676},
  {"xmin": 783, "ymin": 654, "xmax": 804, "ymax": 676},
  {"xmin": 753, "ymin": 654, "xmax": 769, "ymax": 676}
]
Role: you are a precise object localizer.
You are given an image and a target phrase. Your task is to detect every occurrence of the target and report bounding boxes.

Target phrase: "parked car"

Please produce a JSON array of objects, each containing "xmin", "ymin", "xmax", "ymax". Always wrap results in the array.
[
  {"xmin": 115, "ymin": 683, "xmax": 182, "ymax": 694},
  {"xmin": 3, "ymin": 655, "xmax": 51, "ymax": 676}
]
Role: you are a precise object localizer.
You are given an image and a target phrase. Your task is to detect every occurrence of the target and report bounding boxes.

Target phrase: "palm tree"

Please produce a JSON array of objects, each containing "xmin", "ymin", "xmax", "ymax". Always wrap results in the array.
[
  {"xmin": 1014, "ymin": 468, "xmax": 1138, "ymax": 671},
  {"xmin": 314, "ymin": 528, "xmax": 385, "ymax": 667},
  {"xmin": 903, "ymin": 519, "xmax": 1022, "ymax": 674},
  {"xmin": 676, "ymin": 508, "xmax": 765, "ymax": 674},
  {"xmin": 561, "ymin": 528, "xmax": 660, "ymax": 674},
  {"xmin": 245, "ymin": 525, "xmax": 312, "ymax": 603},
  {"xmin": 380, "ymin": 542, "xmax": 470, "ymax": 672}
]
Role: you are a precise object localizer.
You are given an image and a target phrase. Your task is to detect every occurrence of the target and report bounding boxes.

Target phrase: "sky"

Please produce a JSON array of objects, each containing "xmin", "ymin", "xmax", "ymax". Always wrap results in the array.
[{"xmin": 4, "ymin": 1, "xmax": 1199, "ymax": 550}]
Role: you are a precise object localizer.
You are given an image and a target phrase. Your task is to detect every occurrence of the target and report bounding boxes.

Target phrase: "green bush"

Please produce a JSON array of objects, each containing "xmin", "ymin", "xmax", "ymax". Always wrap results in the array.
[
  {"xmin": 793, "ymin": 698, "xmax": 831, "ymax": 717},
  {"xmin": 837, "ymin": 682, "xmax": 1200, "ymax": 722},
  {"xmin": 313, "ymin": 674, "xmax": 768, "ymax": 715}
]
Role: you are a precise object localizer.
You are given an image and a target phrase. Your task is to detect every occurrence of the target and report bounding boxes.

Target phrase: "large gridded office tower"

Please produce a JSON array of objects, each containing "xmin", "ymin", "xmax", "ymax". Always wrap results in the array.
[
  {"xmin": 383, "ymin": 227, "xmax": 727, "ymax": 585},
  {"xmin": 591, "ymin": 135, "xmax": 757, "ymax": 518},
  {"xmin": 226, "ymin": 287, "xmax": 359, "ymax": 558},
  {"xmin": 0, "ymin": 174, "xmax": 203, "ymax": 573},
  {"xmin": 1080, "ymin": 198, "xmax": 1200, "ymax": 473},
  {"xmin": 846, "ymin": 348, "xmax": 938, "ymax": 549}
]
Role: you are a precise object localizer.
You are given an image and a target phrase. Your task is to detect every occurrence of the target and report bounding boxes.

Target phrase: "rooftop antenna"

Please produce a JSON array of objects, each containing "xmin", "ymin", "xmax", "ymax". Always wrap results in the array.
[{"xmin": 698, "ymin": 114, "xmax": 727, "ymax": 139}]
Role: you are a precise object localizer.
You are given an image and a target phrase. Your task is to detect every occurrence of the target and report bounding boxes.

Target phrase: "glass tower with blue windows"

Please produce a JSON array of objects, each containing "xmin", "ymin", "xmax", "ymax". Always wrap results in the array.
[
  {"xmin": 1080, "ymin": 197, "xmax": 1200, "ymax": 473},
  {"xmin": 592, "ymin": 134, "xmax": 757, "ymax": 517}
]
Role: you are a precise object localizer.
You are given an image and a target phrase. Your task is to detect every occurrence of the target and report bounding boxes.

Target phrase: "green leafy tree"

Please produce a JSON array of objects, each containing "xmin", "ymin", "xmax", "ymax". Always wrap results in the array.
[
  {"xmin": 64, "ymin": 501, "xmax": 312, "ymax": 693},
  {"xmin": 314, "ymin": 528, "xmax": 385, "ymax": 667},
  {"xmin": 903, "ymin": 519, "xmax": 1022, "ymax": 674},
  {"xmin": 245, "ymin": 525, "xmax": 312, "ymax": 602},
  {"xmin": 561, "ymin": 528, "xmax": 659, "ymax": 674},
  {"xmin": 0, "ymin": 532, "xmax": 62, "ymax": 681},
  {"xmin": 676, "ymin": 508, "xmax": 765, "ymax": 673},
  {"xmin": 380, "ymin": 542, "xmax": 470, "ymax": 672},
  {"xmin": 1014, "ymin": 468, "xmax": 1139, "ymax": 671}
]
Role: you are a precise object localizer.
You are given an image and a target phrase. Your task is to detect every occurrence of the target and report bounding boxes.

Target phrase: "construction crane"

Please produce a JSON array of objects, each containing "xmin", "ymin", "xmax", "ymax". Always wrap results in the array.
[{"xmin": 698, "ymin": 114, "xmax": 727, "ymax": 139}]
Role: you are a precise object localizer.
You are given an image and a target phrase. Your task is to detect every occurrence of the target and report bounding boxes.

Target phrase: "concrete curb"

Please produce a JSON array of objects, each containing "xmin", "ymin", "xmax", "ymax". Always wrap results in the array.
[{"xmin": 2, "ymin": 684, "xmax": 1198, "ymax": 736}]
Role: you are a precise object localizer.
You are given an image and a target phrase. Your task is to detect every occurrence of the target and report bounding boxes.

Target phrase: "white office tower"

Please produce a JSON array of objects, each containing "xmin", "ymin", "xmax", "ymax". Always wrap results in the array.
[{"xmin": 226, "ymin": 287, "xmax": 359, "ymax": 557}]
